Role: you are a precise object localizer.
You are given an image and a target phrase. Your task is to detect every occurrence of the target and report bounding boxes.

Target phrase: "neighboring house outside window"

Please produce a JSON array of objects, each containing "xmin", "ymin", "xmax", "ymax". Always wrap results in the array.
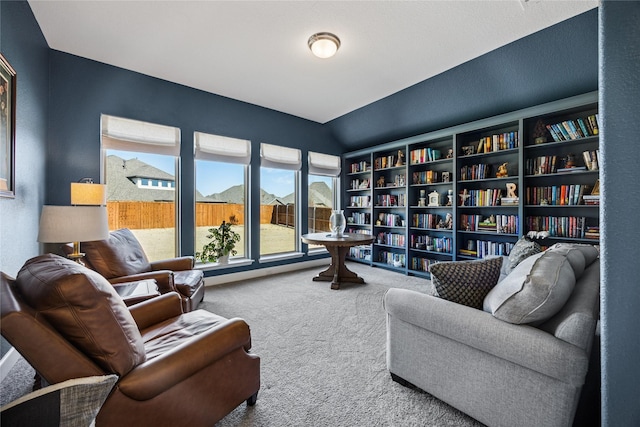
[
  {"xmin": 194, "ymin": 132, "xmax": 250, "ymax": 262},
  {"xmin": 101, "ymin": 115, "xmax": 180, "ymax": 262}
]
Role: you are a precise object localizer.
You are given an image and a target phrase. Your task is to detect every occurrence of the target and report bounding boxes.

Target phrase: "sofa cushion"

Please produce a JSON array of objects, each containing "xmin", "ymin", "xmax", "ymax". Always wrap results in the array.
[
  {"xmin": 15, "ymin": 254, "xmax": 146, "ymax": 376},
  {"xmin": 506, "ymin": 236, "xmax": 542, "ymax": 273},
  {"xmin": 546, "ymin": 243, "xmax": 587, "ymax": 278},
  {"xmin": 82, "ymin": 228, "xmax": 151, "ymax": 279},
  {"xmin": 483, "ymin": 251, "xmax": 576, "ymax": 324},
  {"xmin": 430, "ymin": 257, "xmax": 503, "ymax": 309}
]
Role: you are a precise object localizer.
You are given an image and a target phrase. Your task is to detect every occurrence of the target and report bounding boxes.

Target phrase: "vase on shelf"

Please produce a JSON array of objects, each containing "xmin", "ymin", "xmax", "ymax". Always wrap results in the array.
[{"xmin": 329, "ymin": 210, "xmax": 346, "ymax": 237}]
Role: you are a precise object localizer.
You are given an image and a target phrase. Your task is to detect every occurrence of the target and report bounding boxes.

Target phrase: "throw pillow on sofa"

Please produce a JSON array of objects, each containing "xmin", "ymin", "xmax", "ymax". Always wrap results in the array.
[
  {"xmin": 506, "ymin": 236, "xmax": 542, "ymax": 273},
  {"xmin": 430, "ymin": 257, "xmax": 503, "ymax": 309},
  {"xmin": 483, "ymin": 251, "xmax": 576, "ymax": 324}
]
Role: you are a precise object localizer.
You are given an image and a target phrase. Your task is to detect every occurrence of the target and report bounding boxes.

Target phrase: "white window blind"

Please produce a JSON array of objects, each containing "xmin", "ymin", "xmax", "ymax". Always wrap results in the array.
[
  {"xmin": 101, "ymin": 114, "xmax": 180, "ymax": 156},
  {"xmin": 194, "ymin": 132, "xmax": 251, "ymax": 165},
  {"xmin": 260, "ymin": 143, "xmax": 301, "ymax": 171},
  {"xmin": 308, "ymin": 151, "xmax": 341, "ymax": 176}
]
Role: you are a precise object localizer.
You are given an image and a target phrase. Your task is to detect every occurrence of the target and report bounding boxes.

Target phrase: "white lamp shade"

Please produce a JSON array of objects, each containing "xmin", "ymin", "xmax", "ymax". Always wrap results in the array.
[
  {"xmin": 71, "ymin": 182, "xmax": 107, "ymax": 205},
  {"xmin": 38, "ymin": 206, "xmax": 110, "ymax": 243}
]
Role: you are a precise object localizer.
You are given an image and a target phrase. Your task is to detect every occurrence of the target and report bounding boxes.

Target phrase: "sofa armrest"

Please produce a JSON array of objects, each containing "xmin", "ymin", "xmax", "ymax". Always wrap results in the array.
[
  {"xmin": 117, "ymin": 318, "xmax": 253, "ymax": 400},
  {"xmin": 128, "ymin": 292, "xmax": 183, "ymax": 330},
  {"xmin": 384, "ymin": 288, "xmax": 589, "ymax": 385},
  {"xmin": 150, "ymin": 256, "xmax": 194, "ymax": 271},
  {"xmin": 109, "ymin": 271, "xmax": 175, "ymax": 294}
]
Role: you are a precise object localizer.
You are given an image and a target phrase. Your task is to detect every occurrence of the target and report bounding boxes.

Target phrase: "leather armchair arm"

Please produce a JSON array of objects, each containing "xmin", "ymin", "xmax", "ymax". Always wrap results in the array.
[
  {"xmin": 108, "ymin": 271, "xmax": 175, "ymax": 294},
  {"xmin": 129, "ymin": 293, "xmax": 183, "ymax": 330},
  {"xmin": 117, "ymin": 318, "xmax": 253, "ymax": 400},
  {"xmin": 150, "ymin": 256, "xmax": 194, "ymax": 272}
]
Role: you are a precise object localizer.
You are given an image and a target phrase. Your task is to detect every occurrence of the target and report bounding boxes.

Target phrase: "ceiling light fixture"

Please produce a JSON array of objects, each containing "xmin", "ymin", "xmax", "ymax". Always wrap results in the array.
[{"xmin": 308, "ymin": 32, "xmax": 341, "ymax": 59}]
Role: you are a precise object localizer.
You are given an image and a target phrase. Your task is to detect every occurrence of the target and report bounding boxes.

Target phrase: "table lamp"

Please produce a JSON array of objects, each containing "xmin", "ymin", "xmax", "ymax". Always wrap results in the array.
[
  {"xmin": 71, "ymin": 178, "xmax": 106, "ymax": 206},
  {"xmin": 38, "ymin": 205, "xmax": 110, "ymax": 264}
]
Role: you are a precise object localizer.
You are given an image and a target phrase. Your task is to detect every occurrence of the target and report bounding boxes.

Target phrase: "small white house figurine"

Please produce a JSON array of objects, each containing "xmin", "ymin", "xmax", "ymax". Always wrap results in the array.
[{"xmin": 428, "ymin": 191, "xmax": 440, "ymax": 207}]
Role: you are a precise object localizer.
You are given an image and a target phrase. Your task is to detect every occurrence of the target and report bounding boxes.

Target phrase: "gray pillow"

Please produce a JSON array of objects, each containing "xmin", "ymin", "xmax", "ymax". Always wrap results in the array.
[
  {"xmin": 546, "ymin": 243, "xmax": 587, "ymax": 278},
  {"xmin": 507, "ymin": 236, "xmax": 542, "ymax": 273},
  {"xmin": 430, "ymin": 257, "xmax": 503, "ymax": 309},
  {"xmin": 483, "ymin": 251, "xmax": 576, "ymax": 324}
]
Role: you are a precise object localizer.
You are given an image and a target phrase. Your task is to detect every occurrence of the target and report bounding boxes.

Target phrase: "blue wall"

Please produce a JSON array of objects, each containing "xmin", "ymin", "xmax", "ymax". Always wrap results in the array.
[
  {"xmin": 599, "ymin": 1, "xmax": 640, "ymax": 425},
  {"xmin": 46, "ymin": 51, "xmax": 342, "ymax": 269},
  {"xmin": 329, "ymin": 10, "xmax": 599, "ymax": 150},
  {"xmin": 0, "ymin": 1, "xmax": 49, "ymax": 356}
]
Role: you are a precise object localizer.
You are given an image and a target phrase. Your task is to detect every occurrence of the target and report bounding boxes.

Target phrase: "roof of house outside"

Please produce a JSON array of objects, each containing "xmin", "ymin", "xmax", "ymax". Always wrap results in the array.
[
  {"xmin": 106, "ymin": 155, "xmax": 218, "ymax": 202},
  {"xmin": 107, "ymin": 154, "xmax": 333, "ymax": 205}
]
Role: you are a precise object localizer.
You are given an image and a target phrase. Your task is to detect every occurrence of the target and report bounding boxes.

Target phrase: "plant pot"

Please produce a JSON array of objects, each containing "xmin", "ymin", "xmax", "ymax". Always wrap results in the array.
[{"xmin": 218, "ymin": 255, "xmax": 229, "ymax": 265}]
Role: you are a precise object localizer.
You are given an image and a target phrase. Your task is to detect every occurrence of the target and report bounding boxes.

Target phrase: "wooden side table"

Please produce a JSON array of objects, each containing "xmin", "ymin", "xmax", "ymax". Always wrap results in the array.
[{"xmin": 301, "ymin": 233, "xmax": 375, "ymax": 289}]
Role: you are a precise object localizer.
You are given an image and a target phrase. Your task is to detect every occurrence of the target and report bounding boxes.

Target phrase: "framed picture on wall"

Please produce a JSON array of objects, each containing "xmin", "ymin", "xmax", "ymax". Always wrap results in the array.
[{"xmin": 1, "ymin": 53, "xmax": 16, "ymax": 198}]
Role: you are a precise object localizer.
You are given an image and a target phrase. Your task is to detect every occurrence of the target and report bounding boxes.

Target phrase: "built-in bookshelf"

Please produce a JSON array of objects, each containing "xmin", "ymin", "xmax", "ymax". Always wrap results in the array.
[
  {"xmin": 345, "ymin": 154, "xmax": 373, "ymax": 263},
  {"xmin": 342, "ymin": 91, "xmax": 600, "ymax": 277}
]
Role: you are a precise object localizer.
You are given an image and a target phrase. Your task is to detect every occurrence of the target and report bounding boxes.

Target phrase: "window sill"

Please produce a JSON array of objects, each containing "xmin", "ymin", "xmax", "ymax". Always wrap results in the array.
[
  {"xmin": 259, "ymin": 252, "xmax": 305, "ymax": 264},
  {"xmin": 195, "ymin": 258, "xmax": 254, "ymax": 271}
]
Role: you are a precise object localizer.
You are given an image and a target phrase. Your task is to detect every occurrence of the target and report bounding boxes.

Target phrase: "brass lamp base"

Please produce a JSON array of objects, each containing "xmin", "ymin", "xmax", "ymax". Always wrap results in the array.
[{"xmin": 67, "ymin": 241, "xmax": 86, "ymax": 266}]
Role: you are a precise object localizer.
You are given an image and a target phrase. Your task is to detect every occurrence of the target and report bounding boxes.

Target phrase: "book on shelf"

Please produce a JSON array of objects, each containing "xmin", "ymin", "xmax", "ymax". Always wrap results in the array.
[
  {"xmin": 500, "ymin": 197, "xmax": 519, "ymax": 206},
  {"xmin": 582, "ymin": 150, "xmax": 599, "ymax": 171},
  {"xmin": 582, "ymin": 195, "xmax": 600, "ymax": 205},
  {"xmin": 526, "ymin": 216, "xmax": 587, "ymax": 239},
  {"xmin": 584, "ymin": 226, "xmax": 600, "ymax": 240},
  {"xmin": 473, "ymin": 131, "xmax": 519, "ymax": 154},
  {"xmin": 525, "ymin": 184, "xmax": 590, "ymax": 206},
  {"xmin": 557, "ymin": 166, "xmax": 587, "ymax": 173},
  {"xmin": 350, "ymin": 161, "xmax": 369, "ymax": 173},
  {"xmin": 545, "ymin": 114, "xmax": 599, "ymax": 142},
  {"xmin": 410, "ymin": 147, "xmax": 442, "ymax": 164}
]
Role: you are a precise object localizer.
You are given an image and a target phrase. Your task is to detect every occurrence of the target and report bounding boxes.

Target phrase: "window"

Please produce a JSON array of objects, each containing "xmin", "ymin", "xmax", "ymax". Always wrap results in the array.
[
  {"xmin": 307, "ymin": 152, "xmax": 341, "ymax": 251},
  {"xmin": 101, "ymin": 114, "xmax": 180, "ymax": 262},
  {"xmin": 194, "ymin": 132, "xmax": 250, "ymax": 262},
  {"xmin": 260, "ymin": 143, "xmax": 301, "ymax": 257}
]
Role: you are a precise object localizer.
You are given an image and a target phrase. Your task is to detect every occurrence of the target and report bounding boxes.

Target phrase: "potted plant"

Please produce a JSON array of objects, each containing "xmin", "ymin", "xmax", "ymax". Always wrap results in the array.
[{"xmin": 196, "ymin": 220, "xmax": 241, "ymax": 264}]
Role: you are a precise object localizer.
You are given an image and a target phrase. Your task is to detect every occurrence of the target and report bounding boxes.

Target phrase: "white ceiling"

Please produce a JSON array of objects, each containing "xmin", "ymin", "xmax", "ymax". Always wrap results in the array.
[{"xmin": 28, "ymin": 0, "xmax": 598, "ymax": 124}]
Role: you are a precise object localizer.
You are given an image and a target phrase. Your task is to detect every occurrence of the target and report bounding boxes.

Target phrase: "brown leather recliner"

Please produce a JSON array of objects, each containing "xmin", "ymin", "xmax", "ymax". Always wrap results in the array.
[
  {"xmin": 73, "ymin": 228, "xmax": 205, "ymax": 312},
  {"xmin": 1, "ymin": 254, "xmax": 260, "ymax": 426}
]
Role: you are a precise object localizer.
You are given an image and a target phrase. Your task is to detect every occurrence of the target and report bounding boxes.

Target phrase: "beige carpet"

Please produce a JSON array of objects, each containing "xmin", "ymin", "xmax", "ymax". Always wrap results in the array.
[{"xmin": 202, "ymin": 261, "xmax": 483, "ymax": 427}]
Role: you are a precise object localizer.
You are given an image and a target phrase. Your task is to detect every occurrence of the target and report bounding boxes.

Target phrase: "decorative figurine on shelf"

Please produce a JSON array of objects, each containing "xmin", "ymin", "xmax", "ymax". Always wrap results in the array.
[
  {"xmin": 533, "ymin": 119, "xmax": 548, "ymax": 144},
  {"xmin": 564, "ymin": 154, "xmax": 576, "ymax": 168},
  {"xmin": 496, "ymin": 162, "xmax": 509, "ymax": 178},
  {"xmin": 506, "ymin": 182, "xmax": 517, "ymax": 198},
  {"xmin": 377, "ymin": 175, "xmax": 385, "ymax": 188},
  {"xmin": 359, "ymin": 179, "xmax": 369, "ymax": 189},
  {"xmin": 395, "ymin": 150, "xmax": 404, "ymax": 167},
  {"xmin": 444, "ymin": 212, "xmax": 453, "ymax": 229},
  {"xmin": 446, "ymin": 148, "xmax": 454, "ymax": 159},
  {"xmin": 459, "ymin": 189, "xmax": 470, "ymax": 206},
  {"xmin": 446, "ymin": 189, "xmax": 454, "ymax": 206}
]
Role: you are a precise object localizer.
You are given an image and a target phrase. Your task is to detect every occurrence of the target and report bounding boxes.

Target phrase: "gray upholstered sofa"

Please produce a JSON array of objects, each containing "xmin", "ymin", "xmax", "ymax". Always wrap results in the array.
[{"xmin": 384, "ymin": 243, "xmax": 600, "ymax": 427}]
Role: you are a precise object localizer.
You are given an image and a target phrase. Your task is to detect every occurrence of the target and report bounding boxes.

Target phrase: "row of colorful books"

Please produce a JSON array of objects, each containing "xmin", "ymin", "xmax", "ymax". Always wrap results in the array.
[
  {"xmin": 376, "ymin": 232, "xmax": 406, "ymax": 248},
  {"xmin": 526, "ymin": 216, "xmax": 586, "ymax": 239},
  {"xmin": 465, "ymin": 131, "xmax": 519, "ymax": 155},
  {"xmin": 410, "ymin": 147, "xmax": 444, "ymax": 164},
  {"xmin": 349, "ymin": 161, "xmax": 369, "ymax": 173},
  {"xmin": 546, "ymin": 115, "xmax": 599, "ymax": 142},
  {"xmin": 349, "ymin": 195, "xmax": 371, "ymax": 207},
  {"xmin": 459, "ymin": 240, "xmax": 514, "ymax": 258},
  {"xmin": 525, "ymin": 184, "xmax": 591, "ymax": 206},
  {"xmin": 410, "ymin": 235, "xmax": 453, "ymax": 253},
  {"xmin": 410, "ymin": 257, "xmax": 440, "ymax": 273},
  {"xmin": 460, "ymin": 188, "xmax": 503, "ymax": 207},
  {"xmin": 378, "ymin": 251, "xmax": 406, "ymax": 267},
  {"xmin": 375, "ymin": 194, "xmax": 406, "ymax": 207},
  {"xmin": 460, "ymin": 163, "xmax": 491, "ymax": 181}
]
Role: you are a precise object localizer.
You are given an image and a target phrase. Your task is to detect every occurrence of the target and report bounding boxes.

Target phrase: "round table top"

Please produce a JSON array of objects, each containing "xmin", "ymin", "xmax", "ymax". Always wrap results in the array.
[{"xmin": 301, "ymin": 232, "xmax": 375, "ymax": 247}]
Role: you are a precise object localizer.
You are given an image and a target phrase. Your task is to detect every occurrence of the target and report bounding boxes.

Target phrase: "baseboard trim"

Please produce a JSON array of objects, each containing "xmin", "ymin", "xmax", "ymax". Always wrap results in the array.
[
  {"xmin": 204, "ymin": 258, "xmax": 329, "ymax": 286},
  {"xmin": 0, "ymin": 348, "xmax": 20, "ymax": 383}
]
